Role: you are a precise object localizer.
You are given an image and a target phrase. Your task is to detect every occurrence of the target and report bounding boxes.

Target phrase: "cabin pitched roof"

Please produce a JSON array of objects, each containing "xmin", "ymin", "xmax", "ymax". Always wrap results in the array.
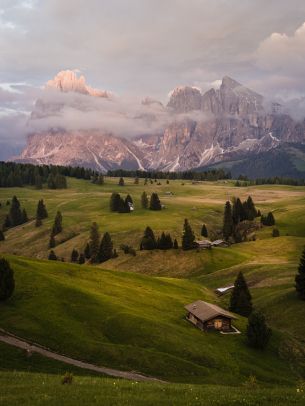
[{"xmin": 185, "ymin": 300, "xmax": 237, "ymax": 323}]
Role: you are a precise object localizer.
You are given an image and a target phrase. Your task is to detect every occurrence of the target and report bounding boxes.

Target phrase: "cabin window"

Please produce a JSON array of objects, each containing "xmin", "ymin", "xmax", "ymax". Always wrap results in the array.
[{"xmin": 214, "ymin": 319, "xmax": 223, "ymax": 329}]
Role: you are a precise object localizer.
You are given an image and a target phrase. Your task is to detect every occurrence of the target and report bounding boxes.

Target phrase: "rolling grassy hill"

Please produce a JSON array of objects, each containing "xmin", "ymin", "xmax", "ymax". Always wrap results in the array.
[{"xmin": 1, "ymin": 176, "xmax": 305, "ymax": 403}]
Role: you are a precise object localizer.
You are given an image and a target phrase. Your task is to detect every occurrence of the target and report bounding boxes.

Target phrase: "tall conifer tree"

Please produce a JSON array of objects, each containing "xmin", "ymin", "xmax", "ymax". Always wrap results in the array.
[
  {"xmin": 295, "ymin": 247, "xmax": 305, "ymax": 300},
  {"xmin": 223, "ymin": 201, "xmax": 233, "ymax": 240},
  {"xmin": 182, "ymin": 219, "xmax": 195, "ymax": 251},
  {"xmin": 229, "ymin": 271, "xmax": 253, "ymax": 316}
]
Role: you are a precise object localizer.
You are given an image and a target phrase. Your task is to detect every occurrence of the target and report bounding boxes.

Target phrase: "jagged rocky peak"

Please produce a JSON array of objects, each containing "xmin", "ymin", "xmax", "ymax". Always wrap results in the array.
[
  {"xmin": 219, "ymin": 75, "xmax": 264, "ymax": 116},
  {"xmin": 221, "ymin": 75, "xmax": 242, "ymax": 89},
  {"xmin": 167, "ymin": 86, "xmax": 202, "ymax": 113},
  {"xmin": 46, "ymin": 70, "xmax": 109, "ymax": 97}
]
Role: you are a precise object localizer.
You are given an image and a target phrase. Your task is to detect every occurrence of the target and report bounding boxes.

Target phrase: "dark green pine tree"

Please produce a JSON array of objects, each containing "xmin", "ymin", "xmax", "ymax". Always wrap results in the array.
[
  {"xmin": 229, "ymin": 271, "xmax": 253, "ymax": 316},
  {"xmin": 9, "ymin": 196, "xmax": 23, "ymax": 226},
  {"xmin": 149, "ymin": 193, "xmax": 161, "ymax": 211},
  {"xmin": 173, "ymin": 239, "xmax": 179, "ymax": 249},
  {"xmin": 52, "ymin": 211, "xmax": 62, "ymax": 235},
  {"xmin": 49, "ymin": 233, "xmax": 56, "ymax": 248},
  {"xmin": 78, "ymin": 253, "xmax": 85, "ymax": 264},
  {"xmin": 165, "ymin": 233, "xmax": 173, "ymax": 249},
  {"xmin": 118, "ymin": 197, "xmax": 130, "ymax": 213},
  {"xmin": 295, "ymin": 247, "xmax": 305, "ymax": 300},
  {"xmin": 110, "ymin": 193, "xmax": 121, "ymax": 212},
  {"xmin": 223, "ymin": 201, "xmax": 233, "ymax": 240},
  {"xmin": 48, "ymin": 250, "xmax": 57, "ymax": 261},
  {"xmin": 118, "ymin": 177, "xmax": 125, "ymax": 186},
  {"xmin": 36, "ymin": 199, "xmax": 48, "ymax": 220},
  {"xmin": 0, "ymin": 257, "xmax": 15, "ymax": 301},
  {"xmin": 71, "ymin": 249, "xmax": 79, "ymax": 262},
  {"xmin": 266, "ymin": 212, "xmax": 275, "ymax": 226},
  {"xmin": 232, "ymin": 197, "xmax": 245, "ymax": 224},
  {"xmin": 89, "ymin": 222, "xmax": 100, "ymax": 263},
  {"xmin": 246, "ymin": 311, "xmax": 272, "ymax": 350},
  {"xmin": 182, "ymin": 219, "xmax": 195, "ymax": 251},
  {"xmin": 98, "ymin": 232, "xmax": 114, "ymax": 263},
  {"xmin": 245, "ymin": 196, "xmax": 257, "ymax": 221},
  {"xmin": 158, "ymin": 232, "xmax": 167, "ymax": 250},
  {"xmin": 201, "ymin": 224, "xmax": 208, "ymax": 238},
  {"xmin": 141, "ymin": 192, "xmax": 149, "ymax": 209},
  {"xmin": 21, "ymin": 208, "xmax": 28, "ymax": 223},
  {"xmin": 84, "ymin": 243, "xmax": 91, "ymax": 259},
  {"xmin": 140, "ymin": 226, "xmax": 157, "ymax": 250},
  {"xmin": 0, "ymin": 230, "xmax": 5, "ymax": 241}
]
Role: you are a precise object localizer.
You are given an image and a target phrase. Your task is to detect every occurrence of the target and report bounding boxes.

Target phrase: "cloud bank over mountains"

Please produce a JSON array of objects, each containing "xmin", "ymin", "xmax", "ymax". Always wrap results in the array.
[{"xmin": 1, "ymin": 1, "xmax": 305, "ymax": 156}]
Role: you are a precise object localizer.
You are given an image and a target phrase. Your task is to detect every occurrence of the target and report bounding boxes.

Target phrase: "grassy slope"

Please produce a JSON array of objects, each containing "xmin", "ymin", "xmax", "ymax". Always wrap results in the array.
[
  {"xmin": 1, "ymin": 177, "xmax": 305, "ymax": 390},
  {"xmin": 1, "ymin": 336, "xmax": 303, "ymax": 405},
  {"xmin": 1, "ymin": 370, "xmax": 305, "ymax": 406},
  {"xmin": 0, "ymin": 255, "xmax": 298, "ymax": 386}
]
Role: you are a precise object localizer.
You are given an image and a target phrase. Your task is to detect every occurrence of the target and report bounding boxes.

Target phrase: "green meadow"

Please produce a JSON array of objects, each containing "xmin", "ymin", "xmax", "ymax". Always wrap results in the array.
[{"xmin": 0, "ymin": 176, "xmax": 305, "ymax": 404}]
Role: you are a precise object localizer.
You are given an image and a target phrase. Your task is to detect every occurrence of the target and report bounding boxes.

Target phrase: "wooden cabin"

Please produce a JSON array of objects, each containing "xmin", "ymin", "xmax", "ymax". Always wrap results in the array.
[
  {"xmin": 195, "ymin": 240, "xmax": 212, "ymax": 249},
  {"xmin": 185, "ymin": 300, "xmax": 237, "ymax": 332}
]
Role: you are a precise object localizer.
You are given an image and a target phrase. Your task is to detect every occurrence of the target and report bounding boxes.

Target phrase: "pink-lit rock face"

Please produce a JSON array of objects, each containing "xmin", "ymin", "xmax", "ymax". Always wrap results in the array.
[
  {"xmin": 16, "ymin": 74, "xmax": 305, "ymax": 172},
  {"xmin": 46, "ymin": 70, "xmax": 109, "ymax": 98}
]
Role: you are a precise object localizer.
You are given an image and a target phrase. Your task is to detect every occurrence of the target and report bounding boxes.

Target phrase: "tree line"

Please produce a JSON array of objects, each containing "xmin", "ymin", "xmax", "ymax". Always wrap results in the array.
[
  {"xmin": 107, "ymin": 168, "xmax": 231, "ymax": 181},
  {"xmin": 235, "ymin": 176, "xmax": 305, "ymax": 187},
  {"xmin": 0, "ymin": 161, "xmax": 97, "ymax": 188}
]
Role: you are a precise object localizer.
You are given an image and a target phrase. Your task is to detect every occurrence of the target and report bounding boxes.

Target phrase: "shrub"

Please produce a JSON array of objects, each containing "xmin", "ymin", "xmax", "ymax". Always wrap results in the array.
[{"xmin": 61, "ymin": 372, "xmax": 73, "ymax": 385}]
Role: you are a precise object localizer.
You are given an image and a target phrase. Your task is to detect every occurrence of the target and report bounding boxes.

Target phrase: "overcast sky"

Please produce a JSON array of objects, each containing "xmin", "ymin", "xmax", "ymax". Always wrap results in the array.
[{"xmin": 1, "ymin": 0, "xmax": 305, "ymax": 155}]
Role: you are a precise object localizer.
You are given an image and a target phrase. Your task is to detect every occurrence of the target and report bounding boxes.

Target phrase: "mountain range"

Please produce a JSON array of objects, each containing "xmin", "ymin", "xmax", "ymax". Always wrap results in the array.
[{"xmin": 15, "ymin": 70, "xmax": 305, "ymax": 176}]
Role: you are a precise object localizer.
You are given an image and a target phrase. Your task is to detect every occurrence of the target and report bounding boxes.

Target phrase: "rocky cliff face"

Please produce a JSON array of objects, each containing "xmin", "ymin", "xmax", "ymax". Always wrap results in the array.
[
  {"xmin": 46, "ymin": 70, "xmax": 109, "ymax": 97},
  {"xmin": 16, "ymin": 72, "xmax": 305, "ymax": 172}
]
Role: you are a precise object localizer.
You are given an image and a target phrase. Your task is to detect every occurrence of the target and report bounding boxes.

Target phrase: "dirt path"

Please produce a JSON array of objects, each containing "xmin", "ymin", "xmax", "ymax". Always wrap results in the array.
[{"xmin": 0, "ymin": 329, "xmax": 164, "ymax": 383}]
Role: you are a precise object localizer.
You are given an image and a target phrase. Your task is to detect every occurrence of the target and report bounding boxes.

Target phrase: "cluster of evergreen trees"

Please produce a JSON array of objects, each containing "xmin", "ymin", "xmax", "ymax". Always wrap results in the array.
[
  {"xmin": 0, "ymin": 161, "xmax": 97, "ymax": 188},
  {"xmin": 110, "ymin": 193, "xmax": 133, "ymax": 213},
  {"xmin": 70, "ymin": 249, "xmax": 85, "ymax": 264},
  {"xmin": 230, "ymin": 271, "xmax": 272, "ymax": 349},
  {"xmin": 261, "ymin": 212, "xmax": 275, "ymax": 226},
  {"xmin": 140, "ymin": 227, "xmax": 178, "ymax": 250},
  {"xmin": 3, "ymin": 196, "xmax": 28, "ymax": 231},
  {"xmin": 222, "ymin": 196, "xmax": 260, "ymax": 241},
  {"xmin": 107, "ymin": 168, "xmax": 231, "ymax": 181},
  {"xmin": 84, "ymin": 223, "xmax": 116, "ymax": 263}
]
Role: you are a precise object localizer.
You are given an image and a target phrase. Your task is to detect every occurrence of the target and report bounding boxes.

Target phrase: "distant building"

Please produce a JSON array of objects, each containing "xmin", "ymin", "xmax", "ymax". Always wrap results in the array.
[
  {"xmin": 211, "ymin": 239, "xmax": 228, "ymax": 247},
  {"xmin": 195, "ymin": 240, "xmax": 212, "ymax": 249},
  {"xmin": 185, "ymin": 300, "xmax": 237, "ymax": 332},
  {"xmin": 215, "ymin": 285, "xmax": 234, "ymax": 296},
  {"xmin": 128, "ymin": 202, "xmax": 134, "ymax": 211}
]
